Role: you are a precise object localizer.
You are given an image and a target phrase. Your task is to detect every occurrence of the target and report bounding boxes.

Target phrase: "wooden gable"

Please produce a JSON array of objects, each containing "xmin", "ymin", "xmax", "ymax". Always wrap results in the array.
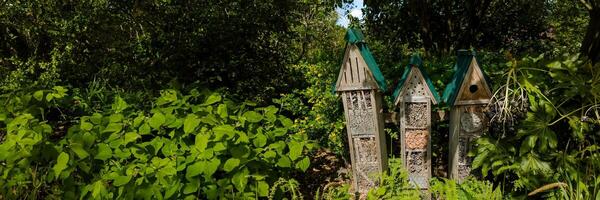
[
  {"xmin": 394, "ymin": 66, "xmax": 438, "ymax": 105},
  {"xmin": 455, "ymin": 58, "xmax": 492, "ymax": 105},
  {"xmin": 335, "ymin": 44, "xmax": 379, "ymax": 91}
]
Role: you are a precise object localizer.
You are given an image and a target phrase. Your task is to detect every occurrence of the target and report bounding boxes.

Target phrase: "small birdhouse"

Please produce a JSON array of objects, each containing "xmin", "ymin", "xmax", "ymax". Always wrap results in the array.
[
  {"xmin": 392, "ymin": 54, "xmax": 440, "ymax": 189},
  {"xmin": 335, "ymin": 29, "xmax": 387, "ymax": 193},
  {"xmin": 442, "ymin": 50, "xmax": 492, "ymax": 181}
]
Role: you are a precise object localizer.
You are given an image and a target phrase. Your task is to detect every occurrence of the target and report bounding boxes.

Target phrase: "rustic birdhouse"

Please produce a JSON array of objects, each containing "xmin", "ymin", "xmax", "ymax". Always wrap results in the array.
[
  {"xmin": 392, "ymin": 54, "xmax": 440, "ymax": 190},
  {"xmin": 442, "ymin": 50, "xmax": 492, "ymax": 181},
  {"xmin": 334, "ymin": 29, "xmax": 387, "ymax": 193}
]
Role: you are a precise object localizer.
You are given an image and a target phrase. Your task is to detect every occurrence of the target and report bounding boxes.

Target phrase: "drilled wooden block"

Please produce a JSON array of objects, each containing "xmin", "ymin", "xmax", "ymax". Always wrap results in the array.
[
  {"xmin": 406, "ymin": 103, "xmax": 428, "ymax": 128},
  {"xmin": 345, "ymin": 91, "xmax": 375, "ymax": 136},
  {"xmin": 405, "ymin": 129, "xmax": 428, "ymax": 150},
  {"xmin": 406, "ymin": 151, "xmax": 429, "ymax": 188},
  {"xmin": 460, "ymin": 112, "xmax": 484, "ymax": 133},
  {"xmin": 458, "ymin": 137, "xmax": 469, "ymax": 164},
  {"xmin": 353, "ymin": 137, "xmax": 379, "ymax": 192}
]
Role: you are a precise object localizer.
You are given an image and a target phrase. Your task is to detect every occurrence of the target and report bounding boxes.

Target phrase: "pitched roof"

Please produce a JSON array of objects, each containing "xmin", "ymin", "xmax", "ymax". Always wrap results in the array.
[
  {"xmin": 392, "ymin": 54, "xmax": 440, "ymax": 104},
  {"xmin": 442, "ymin": 50, "xmax": 492, "ymax": 106},
  {"xmin": 338, "ymin": 28, "xmax": 386, "ymax": 91}
]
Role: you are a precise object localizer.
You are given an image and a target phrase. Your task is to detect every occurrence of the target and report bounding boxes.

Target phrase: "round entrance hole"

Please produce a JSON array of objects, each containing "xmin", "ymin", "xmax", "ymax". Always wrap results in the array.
[{"xmin": 469, "ymin": 85, "xmax": 478, "ymax": 93}]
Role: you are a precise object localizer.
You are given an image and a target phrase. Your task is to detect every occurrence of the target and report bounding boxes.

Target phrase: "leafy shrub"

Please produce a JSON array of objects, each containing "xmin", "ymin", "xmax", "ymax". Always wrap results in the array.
[
  {"xmin": 472, "ymin": 53, "xmax": 600, "ymax": 196},
  {"xmin": 366, "ymin": 158, "xmax": 421, "ymax": 200},
  {"xmin": 276, "ymin": 62, "xmax": 346, "ymax": 155},
  {"xmin": 0, "ymin": 88, "xmax": 315, "ymax": 199},
  {"xmin": 430, "ymin": 177, "xmax": 503, "ymax": 200}
]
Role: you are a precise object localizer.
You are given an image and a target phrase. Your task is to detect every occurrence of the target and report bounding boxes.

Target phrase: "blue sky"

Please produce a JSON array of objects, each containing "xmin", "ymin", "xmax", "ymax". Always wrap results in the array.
[{"xmin": 336, "ymin": 0, "xmax": 363, "ymax": 27}]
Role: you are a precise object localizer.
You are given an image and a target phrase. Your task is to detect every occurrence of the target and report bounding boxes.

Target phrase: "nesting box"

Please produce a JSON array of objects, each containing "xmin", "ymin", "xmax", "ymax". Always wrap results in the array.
[
  {"xmin": 392, "ymin": 54, "xmax": 440, "ymax": 189},
  {"xmin": 442, "ymin": 50, "xmax": 492, "ymax": 181},
  {"xmin": 335, "ymin": 29, "xmax": 387, "ymax": 193}
]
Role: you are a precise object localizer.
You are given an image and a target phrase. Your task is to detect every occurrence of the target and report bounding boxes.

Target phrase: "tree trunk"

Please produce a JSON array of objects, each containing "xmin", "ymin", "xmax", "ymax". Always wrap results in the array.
[{"xmin": 581, "ymin": 9, "xmax": 600, "ymax": 63}]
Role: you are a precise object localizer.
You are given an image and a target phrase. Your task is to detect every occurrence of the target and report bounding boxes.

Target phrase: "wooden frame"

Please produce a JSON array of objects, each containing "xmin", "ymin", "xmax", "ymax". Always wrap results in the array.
[
  {"xmin": 394, "ymin": 65, "xmax": 438, "ymax": 190},
  {"xmin": 336, "ymin": 43, "xmax": 387, "ymax": 193},
  {"xmin": 448, "ymin": 57, "xmax": 491, "ymax": 181}
]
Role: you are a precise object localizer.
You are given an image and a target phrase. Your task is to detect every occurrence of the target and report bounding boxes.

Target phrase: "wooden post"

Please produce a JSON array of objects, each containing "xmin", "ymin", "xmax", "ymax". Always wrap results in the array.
[
  {"xmin": 443, "ymin": 50, "xmax": 492, "ymax": 182},
  {"xmin": 335, "ymin": 29, "xmax": 387, "ymax": 194},
  {"xmin": 392, "ymin": 54, "xmax": 439, "ymax": 190}
]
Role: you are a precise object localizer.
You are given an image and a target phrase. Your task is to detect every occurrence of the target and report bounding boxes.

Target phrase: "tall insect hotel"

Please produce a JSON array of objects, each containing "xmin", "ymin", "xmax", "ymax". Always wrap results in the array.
[
  {"xmin": 443, "ymin": 50, "xmax": 492, "ymax": 181},
  {"xmin": 392, "ymin": 54, "xmax": 439, "ymax": 189},
  {"xmin": 335, "ymin": 29, "xmax": 387, "ymax": 193}
]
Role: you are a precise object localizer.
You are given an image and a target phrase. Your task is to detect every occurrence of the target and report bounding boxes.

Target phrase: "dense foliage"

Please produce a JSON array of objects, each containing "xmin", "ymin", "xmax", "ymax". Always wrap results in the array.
[
  {"xmin": 0, "ymin": 89, "xmax": 315, "ymax": 199},
  {"xmin": 1, "ymin": 0, "xmax": 599, "ymax": 199}
]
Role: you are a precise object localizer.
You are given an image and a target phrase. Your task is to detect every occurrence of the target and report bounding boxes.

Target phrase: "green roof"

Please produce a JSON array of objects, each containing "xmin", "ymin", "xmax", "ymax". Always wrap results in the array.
[
  {"xmin": 392, "ymin": 54, "xmax": 440, "ymax": 104},
  {"xmin": 338, "ymin": 28, "xmax": 387, "ymax": 91},
  {"xmin": 442, "ymin": 50, "xmax": 492, "ymax": 106}
]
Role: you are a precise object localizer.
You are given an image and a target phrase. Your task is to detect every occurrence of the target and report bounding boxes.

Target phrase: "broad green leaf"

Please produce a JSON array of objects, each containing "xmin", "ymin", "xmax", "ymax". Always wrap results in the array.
[
  {"xmin": 46, "ymin": 94, "xmax": 54, "ymax": 101},
  {"xmin": 183, "ymin": 180, "xmax": 200, "ymax": 194},
  {"xmin": 90, "ymin": 113, "xmax": 103, "ymax": 124},
  {"xmin": 113, "ymin": 175, "xmax": 131, "ymax": 186},
  {"xmin": 186, "ymin": 161, "xmax": 205, "ymax": 178},
  {"xmin": 95, "ymin": 144, "xmax": 112, "ymax": 161},
  {"xmin": 109, "ymin": 114, "xmax": 123, "ymax": 123},
  {"xmin": 253, "ymin": 133, "xmax": 267, "ymax": 148},
  {"xmin": 263, "ymin": 150, "xmax": 276, "ymax": 159},
  {"xmin": 277, "ymin": 156, "xmax": 291, "ymax": 168},
  {"xmin": 217, "ymin": 104, "xmax": 228, "ymax": 118},
  {"xmin": 139, "ymin": 123, "xmax": 151, "ymax": 135},
  {"xmin": 271, "ymin": 128, "xmax": 287, "ymax": 137},
  {"xmin": 230, "ymin": 146, "xmax": 250, "ymax": 158},
  {"xmin": 53, "ymin": 152, "xmax": 69, "ymax": 178},
  {"xmin": 81, "ymin": 122, "xmax": 93, "ymax": 131},
  {"xmin": 91, "ymin": 180, "xmax": 105, "ymax": 199},
  {"xmin": 150, "ymin": 138, "xmax": 164, "ymax": 155},
  {"xmin": 157, "ymin": 90, "xmax": 178, "ymax": 105},
  {"xmin": 236, "ymin": 131, "xmax": 249, "ymax": 144},
  {"xmin": 213, "ymin": 142, "xmax": 227, "ymax": 152},
  {"xmin": 164, "ymin": 182, "xmax": 180, "ymax": 198},
  {"xmin": 195, "ymin": 134, "xmax": 210, "ymax": 152},
  {"xmin": 33, "ymin": 90, "xmax": 44, "ymax": 101},
  {"xmin": 82, "ymin": 132, "xmax": 96, "ymax": 146},
  {"xmin": 161, "ymin": 141, "xmax": 178, "ymax": 157},
  {"xmin": 263, "ymin": 106, "xmax": 278, "ymax": 122},
  {"xmin": 243, "ymin": 111, "xmax": 262, "ymax": 123},
  {"xmin": 111, "ymin": 96, "xmax": 129, "ymax": 113},
  {"xmin": 71, "ymin": 143, "xmax": 90, "ymax": 159},
  {"xmin": 183, "ymin": 114, "xmax": 200, "ymax": 134},
  {"xmin": 124, "ymin": 132, "xmax": 140, "ymax": 144},
  {"xmin": 149, "ymin": 112, "xmax": 166, "ymax": 129},
  {"xmin": 547, "ymin": 61, "xmax": 562, "ymax": 69},
  {"xmin": 0, "ymin": 113, "xmax": 5, "ymax": 122},
  {"xmin": 204, "ymin": 93, "xmax": 222, "ymax": 105},
  {"xmin": 103, "ymin": 123, "xmax": 122, "ymax": 133},
  {"xmin": 257, "ymin": 181, "xmax": 269, "ymax": 197},
  {"xmin": 287, "ymin": 141, "xmax": 303, "ymax": 161},
  {"xmin": 204, "ymin": 159, "xmax": 220, "ymax": 177},
  {"xmin": 223, "ymin": 158, "xmax": 240, "ymax": 172},
  {"xmin": 279, "ymin": 116, "xmax": 293, "ymax": 128},
  {"xmin": 295, "ymin": 157, "xmax": 310, "ymax": 172},
  {"xmin": 213, "ymin": 125, "xmax": 235, "ymax": 140},
  {"xmin": 231, "ymin": 168, "xmax": 249, "ymax": 192}
]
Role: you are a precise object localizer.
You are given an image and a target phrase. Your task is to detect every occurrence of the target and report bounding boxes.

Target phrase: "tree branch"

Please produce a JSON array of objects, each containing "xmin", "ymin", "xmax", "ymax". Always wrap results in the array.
[{"xmin": 580, "ymin": 0, "xmax": 593, "ymax": 11}]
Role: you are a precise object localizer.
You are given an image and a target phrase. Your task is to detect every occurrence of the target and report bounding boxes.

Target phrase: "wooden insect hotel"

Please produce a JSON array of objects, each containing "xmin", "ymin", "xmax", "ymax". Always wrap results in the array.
[
  {"xmin": 392, "ymin": 54, "xmax": 440, "ymax": 189},
  {"xmin": 442, "ymin": 50, "xmax": 492, "ymax": 181},
  {"xmin": 335, "ymin": 29, "xmax": 387, "ymax": 193}
]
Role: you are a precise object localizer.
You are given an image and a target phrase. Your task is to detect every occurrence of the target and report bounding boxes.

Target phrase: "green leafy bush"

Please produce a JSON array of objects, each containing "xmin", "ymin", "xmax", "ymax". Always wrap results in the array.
[
  {"xmin": 472, "ymin": 54, "xmax": 600, "ymax": 197},
  {"xmin": 430, "ymin": 178, "xmax": 503, "ymax": 200},
  {"xmin": 0, "ymin": 88, "xmax": 315, "ymax": 199},
  {"xmin": 366, "ymin": 158, "xmax": 421, "ymax": 200}
]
